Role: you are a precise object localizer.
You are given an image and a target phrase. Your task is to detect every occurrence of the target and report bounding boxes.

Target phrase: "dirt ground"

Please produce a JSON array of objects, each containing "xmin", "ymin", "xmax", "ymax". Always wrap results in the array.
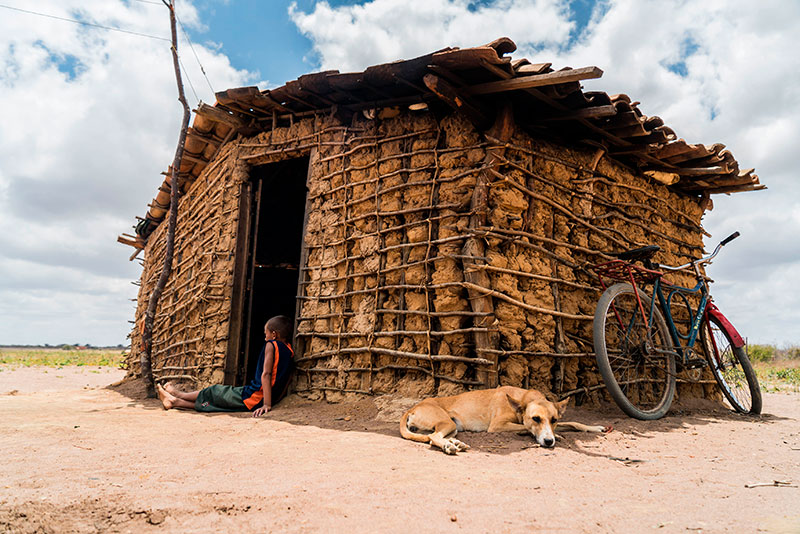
[{"xmin": 1, "ymin": 366, "xmax": 798, "ymax": 533}]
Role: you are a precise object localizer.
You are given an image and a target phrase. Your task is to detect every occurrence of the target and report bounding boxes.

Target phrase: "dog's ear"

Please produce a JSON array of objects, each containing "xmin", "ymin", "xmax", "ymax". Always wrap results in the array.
[
  {"xmin": 506, "ymin": 394, "xmax": 524, "ymax": 415},
  {"xmin": 555, "ymin": 398, "xmax": 570, "ymax": 417}
]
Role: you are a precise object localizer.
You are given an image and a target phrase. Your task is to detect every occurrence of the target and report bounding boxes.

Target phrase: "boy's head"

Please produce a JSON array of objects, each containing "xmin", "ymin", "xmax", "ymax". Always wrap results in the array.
[{"xmin": 264, "ymin": 315, "xmax": 292, "ymax": 343}]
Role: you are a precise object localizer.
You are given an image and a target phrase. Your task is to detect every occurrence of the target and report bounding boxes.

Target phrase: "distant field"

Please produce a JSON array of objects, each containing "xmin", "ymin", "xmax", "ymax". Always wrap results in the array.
[
  {"xmin": 0, "ymin": 347, "xmax": 126, "ymax": 368},
  {"xmin": 754, "ymin": 360, "xmax": 800, "ymax": 393},
  {"xmin": 748, "ymin": 343, "xmax": 800, "ymax": 393},
  {"xmin": 0, "ymin": 346, "xmax": 797, "ymax": 392}
]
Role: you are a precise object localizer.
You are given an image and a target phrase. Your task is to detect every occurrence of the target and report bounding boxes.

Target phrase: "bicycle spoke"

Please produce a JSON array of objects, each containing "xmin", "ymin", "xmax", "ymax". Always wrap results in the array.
[
  {"xmin": 711, "ymin": 327, "xmax": 750, "ymax": 409},
  {"xmin": 596, "ymin": 285, "xmax": 675, "ymax": 418},
  {"xmin": 700, "ymin": 316, "xmax": 761, "ymax": 414}
]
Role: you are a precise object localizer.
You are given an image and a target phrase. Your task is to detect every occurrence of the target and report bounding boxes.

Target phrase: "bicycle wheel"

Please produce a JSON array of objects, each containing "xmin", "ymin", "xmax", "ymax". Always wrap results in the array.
[
  {"xmin": 701, "ymin": 315, "xmax": 762, "ymax": 414},
  {"xmin": 594, "ymin": 283, "xmax": 676, "ymax": 420}
]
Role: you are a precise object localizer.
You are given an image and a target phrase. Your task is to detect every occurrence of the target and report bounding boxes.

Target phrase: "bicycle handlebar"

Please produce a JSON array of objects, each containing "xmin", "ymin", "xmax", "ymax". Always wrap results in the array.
[
  {"xmin": 720, "ymin": 231, "xmax": 740, "ymax": 246},
  {"xmin": 657, "ymin": 231, "xmax": 740, "ymax": 272}
]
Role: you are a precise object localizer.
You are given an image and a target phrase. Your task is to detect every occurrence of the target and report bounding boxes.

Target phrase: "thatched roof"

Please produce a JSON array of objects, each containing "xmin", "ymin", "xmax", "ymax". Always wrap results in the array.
[{"xmin": 119, "ymin": 37, "xmax": 761, "ymax": 251}]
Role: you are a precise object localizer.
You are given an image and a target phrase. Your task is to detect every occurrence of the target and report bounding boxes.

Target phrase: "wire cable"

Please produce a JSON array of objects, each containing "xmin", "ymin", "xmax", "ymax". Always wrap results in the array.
[
  {"xmin": 0, "ymin": 3, "xmax": 170, "ymax": 42},
  {"xmin": 175, "ymin": 12, "xmax": 215, "ymax": 94},
  {"xmin": 125, "ymin": 0, "xmax": 216, "ymax": 98},
  {"xmin": 177, "ymin": 53, "xmax": 200, "ymax": 104},
  {"xmin": 2, "ymin": 1, "xmax": 205, "ymax": 104}
]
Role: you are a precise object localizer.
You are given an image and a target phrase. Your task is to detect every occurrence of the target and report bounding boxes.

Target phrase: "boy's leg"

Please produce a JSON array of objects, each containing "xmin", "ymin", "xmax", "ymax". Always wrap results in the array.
[
  {"xmin": 157, "ymin": 384, "xmax": 196, "ymax": 410},
  {"xmin": 163, "ymin": 382, "xmax": 199, "ymax": 402}
]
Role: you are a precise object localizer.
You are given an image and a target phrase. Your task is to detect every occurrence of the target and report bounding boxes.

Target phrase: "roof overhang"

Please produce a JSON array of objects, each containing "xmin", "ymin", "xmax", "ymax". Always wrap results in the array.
[{"xmin": 118, "ymin": 36, "xmax": 762, "ymax": 254}]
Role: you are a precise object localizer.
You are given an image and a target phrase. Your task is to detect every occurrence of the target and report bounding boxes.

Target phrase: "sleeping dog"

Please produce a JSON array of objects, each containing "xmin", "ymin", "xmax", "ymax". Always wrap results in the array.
[{"xmin": 400, "ymin": 386, "xmax": 609, "ymax": 454}]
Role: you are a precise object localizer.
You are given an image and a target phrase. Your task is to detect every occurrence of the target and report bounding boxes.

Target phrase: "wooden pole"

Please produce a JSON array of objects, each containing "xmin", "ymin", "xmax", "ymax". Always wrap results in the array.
[
  {"xmin": 463, "ymin": 102, "xmax": 515, "ymax": 387},
  {"xmin": 140, "ymin": 0, "xmax": 191, "ymax": 397}
]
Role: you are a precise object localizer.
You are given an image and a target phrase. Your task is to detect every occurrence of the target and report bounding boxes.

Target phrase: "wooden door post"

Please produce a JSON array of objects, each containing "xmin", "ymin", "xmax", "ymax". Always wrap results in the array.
[{"xmin": 463, "ymin": 102, "xmax": 515, "ymax": 387}]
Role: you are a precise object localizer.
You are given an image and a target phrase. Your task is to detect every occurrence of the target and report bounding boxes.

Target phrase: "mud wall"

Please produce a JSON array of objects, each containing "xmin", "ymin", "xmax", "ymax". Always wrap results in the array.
[
  {"xmin": 128, "ymin": 107, "xmax": 716, "ymax": 404},
  {"xmin": 285, "ymin": 110, "xmax": 715, "ymax": 403},
  {"xmin": 283, "ymin": 111, "xmax": 490, "ymax": 401},
  {"xmin": 127, "ymin": 141, "xmax": 243, "ymax": 386},
  {"xmin": 127, "ymin": 115, "xmax": 345, "ymax": 387},
  {"xmin": 485, "ymin": 131, "xmax": 717, "ymax": 404}
]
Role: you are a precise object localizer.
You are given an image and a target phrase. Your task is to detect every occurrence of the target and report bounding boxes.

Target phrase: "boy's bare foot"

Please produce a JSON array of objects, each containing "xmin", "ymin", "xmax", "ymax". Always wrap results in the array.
[
  {"xmin": 156, "ymin": 383, "xmax": 176, "ymax": 410},
  {"xmin": 163, "ymin": 382, "xmax": 179, "ymax": 395}
]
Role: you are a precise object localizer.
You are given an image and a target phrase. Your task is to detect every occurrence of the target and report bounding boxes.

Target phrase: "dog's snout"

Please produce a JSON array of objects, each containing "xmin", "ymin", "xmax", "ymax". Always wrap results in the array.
[{"xmin": 542, "ymin": 437, "xmax": 555, "ymax": 448}]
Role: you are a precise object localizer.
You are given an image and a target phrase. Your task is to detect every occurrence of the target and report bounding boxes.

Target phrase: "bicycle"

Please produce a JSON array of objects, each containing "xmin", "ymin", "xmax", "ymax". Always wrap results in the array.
[{"xmin": 591, "ymin": 232, "xmax": 762, "ymax": 420}]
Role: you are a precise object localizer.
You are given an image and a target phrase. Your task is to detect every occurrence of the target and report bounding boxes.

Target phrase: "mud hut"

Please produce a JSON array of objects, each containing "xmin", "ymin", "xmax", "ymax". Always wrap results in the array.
[{"xmin": 119, "ymin": 38, "xmax": 761, "ymax": 404}]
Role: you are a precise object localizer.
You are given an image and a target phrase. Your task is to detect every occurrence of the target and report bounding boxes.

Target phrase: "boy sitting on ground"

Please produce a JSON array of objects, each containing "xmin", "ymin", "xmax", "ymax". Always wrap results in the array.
[{"xmin": 157, "ymin": 315, "xmax": 294, "ymax": 417}]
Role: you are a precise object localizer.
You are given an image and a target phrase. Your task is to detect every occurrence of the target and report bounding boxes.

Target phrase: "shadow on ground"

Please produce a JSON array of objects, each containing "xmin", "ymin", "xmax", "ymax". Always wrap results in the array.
[{"xmin": 107, "ymin": 377, "xmax": 793, "ymax": 457}]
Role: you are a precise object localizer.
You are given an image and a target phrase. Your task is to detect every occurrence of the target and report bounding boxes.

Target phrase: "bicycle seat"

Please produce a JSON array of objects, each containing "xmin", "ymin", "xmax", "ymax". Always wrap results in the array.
[{"xmin": 611, "ymin": 245, "xmax": 660, "ymax": 263}]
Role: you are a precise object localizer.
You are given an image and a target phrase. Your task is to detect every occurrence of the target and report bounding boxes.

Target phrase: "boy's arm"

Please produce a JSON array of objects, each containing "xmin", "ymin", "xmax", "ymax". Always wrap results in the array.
[{"xmin": 253, "ymin": 343, "xmax": 275, "ymax": 418}]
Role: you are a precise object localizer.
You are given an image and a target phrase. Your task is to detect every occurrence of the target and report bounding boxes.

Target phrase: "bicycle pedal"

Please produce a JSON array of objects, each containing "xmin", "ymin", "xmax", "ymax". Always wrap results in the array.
[{"xmin": 680, "ymin": 358, "xmax": 708, "ymax": 370}]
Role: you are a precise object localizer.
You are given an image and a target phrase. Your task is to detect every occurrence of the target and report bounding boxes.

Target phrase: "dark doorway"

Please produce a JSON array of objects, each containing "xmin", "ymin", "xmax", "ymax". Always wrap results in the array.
[{"xmin": 235, "ymin": 157, "xmax": 309, "ymax": 386}]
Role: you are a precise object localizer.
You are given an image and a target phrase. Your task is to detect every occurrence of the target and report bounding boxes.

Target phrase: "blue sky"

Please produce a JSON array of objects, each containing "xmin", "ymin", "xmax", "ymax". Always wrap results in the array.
[
  {"xmin": 185, "ymin": 0, "xmax": 598, "ymax": 85},
  {"xmin": 0, "ymin": 0, "xmax": 798, "ymax": 346},
  {"xmin": 187, "ymin": 1, "xmax": 315, "ymax": 85}
]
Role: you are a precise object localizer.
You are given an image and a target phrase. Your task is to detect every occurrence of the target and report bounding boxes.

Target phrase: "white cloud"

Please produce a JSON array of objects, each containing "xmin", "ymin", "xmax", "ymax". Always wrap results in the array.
[
  {"xmin": 288, "ymin": 0, "xmax": 800, "ymax": 344},
  {"xmin": 3, "ymin": 0, "xmax": 798, "ymax": 347},
  {"xmin": 553, "ymin": 0, "xmax": 800, "ymax": 345},
  {"xmin": 289, "ymin": 0, "xmax": 574, "ymax": 72},
  {"xmin": 0, "ymin": 0, "xmax": 255, "ymax": 345}
]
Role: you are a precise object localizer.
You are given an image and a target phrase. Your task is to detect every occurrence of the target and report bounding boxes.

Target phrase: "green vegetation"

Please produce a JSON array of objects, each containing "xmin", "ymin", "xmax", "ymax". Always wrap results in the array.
[
  {"xmin": 748, "ymin": 344, "xmax": 775, "ymax": 363},
  {"xmin": 0, "ymin": 347, "xmax": 126, "ymax": 368},
  {"xmin": 748, "ymin": 344, "xmax": 800, "ymax": 393}
]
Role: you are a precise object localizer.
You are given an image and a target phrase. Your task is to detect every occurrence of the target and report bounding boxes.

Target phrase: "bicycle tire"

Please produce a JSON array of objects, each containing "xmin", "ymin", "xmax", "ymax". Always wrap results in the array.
[
  {"xmin": 594, "ymin": 283, "xmax": 676, "ymax": 420},
  {"xmin": 701, "ymin": 315, "xmax": 762, "ymax": 414}
]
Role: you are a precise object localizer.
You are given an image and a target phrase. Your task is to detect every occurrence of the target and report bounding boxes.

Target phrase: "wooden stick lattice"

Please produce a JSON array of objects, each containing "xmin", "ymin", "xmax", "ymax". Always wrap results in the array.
[{"xmin": 130, "ymin": 104, "xmax": 710, "ymax": 401}]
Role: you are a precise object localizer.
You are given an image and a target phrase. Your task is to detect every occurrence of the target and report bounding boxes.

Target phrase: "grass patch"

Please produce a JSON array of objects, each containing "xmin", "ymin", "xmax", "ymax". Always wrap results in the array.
[
  {"xmin": 745, "ymin": 344, "xmax": 800, "ymax": 393},
  {"xmin": 0, "ymin": 348, "xmax": 125, "ymax": 368},
  {"xmin": 747, "ymin": 344, "xmax": 800, "ymax": 362},
  {"xmin": 753, "ymin": 360, "xmax": 800, "ymax": 393}
]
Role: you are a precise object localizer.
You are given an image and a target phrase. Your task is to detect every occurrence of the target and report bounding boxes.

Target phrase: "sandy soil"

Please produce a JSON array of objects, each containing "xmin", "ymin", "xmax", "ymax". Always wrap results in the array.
[{"xmin": 1, "ymin": 366, "xmax": 798, "ymax": 534}]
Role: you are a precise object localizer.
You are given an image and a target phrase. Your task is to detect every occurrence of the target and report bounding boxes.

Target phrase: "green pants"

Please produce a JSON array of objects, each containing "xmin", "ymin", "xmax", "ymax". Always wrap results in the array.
[{"xmin": 194, "ymin": 385, "xmax": 248, "ymax": 412}]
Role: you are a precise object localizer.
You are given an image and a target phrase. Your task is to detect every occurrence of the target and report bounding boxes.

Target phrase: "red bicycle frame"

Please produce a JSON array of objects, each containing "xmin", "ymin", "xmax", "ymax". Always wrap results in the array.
[{"xmin": 705, "ymin": 302, "xmax": 745, "ymax": 348}]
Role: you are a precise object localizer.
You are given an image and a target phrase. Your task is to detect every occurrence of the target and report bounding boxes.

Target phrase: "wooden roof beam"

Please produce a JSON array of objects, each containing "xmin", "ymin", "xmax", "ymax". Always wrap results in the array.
[
  {"xmin": 393, "ymin": 75, "xmax": 429, "ymax": 94},
  {"xmin": 423, "ymin": 74, "xmax": 491, "ymax": 130},
  {"xmin": 194, "ymin": 103, "xmax": 247, "ymax": 129},
  {"xmin": 187, "ymin": 127, "xmax": 222, "ymax": 147},
  {"xmin": 117, "ymin": 235, "xmax": 141, "ymax": 248},
  {"xmin": 180, "ymin": 152, "xmax": 206, "ymax": 165},
  {"xmin": 647, "ymin": 165, "xmax": 730, "ymax": 177},
  {"xmin": 426, "ymin": 64, "xmax": 469, "ymax": 87},
  {"xmin": 465, "ymin": 66, "xmax": 603, "ymax": 95},
  {"xmin": 216, "ymin": 102, "xmax": 260, "ymax": 119},
  {"xmin": 479, "ymin": 58, "xmax": 514, "ymax": 80},
  {"xmin": 257, "ymin": 92, "xmax": 294, "ymax": 114},
  {"xmin": 296, "ymin": 86, "xmax": 337, "ymax": 107},
  {"xmin": 281, "ymin": 92, "xmax": 318, "ymax": 111},
  {"xmin": 509, "ymin": 82, "xmax": 629, "ymax": 148},
  {"xmin": 356, "ymin": 80, "xmax": 394, "ymax": 100},
  {"xmin": 538, "ymin": 105, "xmax": 618, "ymax": 121},
  {"xmin": 704, "ymin": 183, "xmax": 766, "ymax": 195}
]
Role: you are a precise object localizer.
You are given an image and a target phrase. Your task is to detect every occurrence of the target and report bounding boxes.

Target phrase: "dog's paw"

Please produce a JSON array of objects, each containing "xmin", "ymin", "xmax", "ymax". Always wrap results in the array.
[
  {"xmin": 451, "ymin": 438, "xmax": 470, "ymax": 451},
  {"xmin": 583, "ymin": 425, "xmax": 607, "ymax": 433},
  {"xmin": 442, "ymin": 442, "xmax": 459, "ymax": 455}
]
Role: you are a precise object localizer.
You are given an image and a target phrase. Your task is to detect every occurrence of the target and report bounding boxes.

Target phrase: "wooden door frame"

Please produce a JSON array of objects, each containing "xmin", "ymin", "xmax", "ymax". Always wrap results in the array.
[
  {"xmin": 239, "ymin": 178, "xmax": 266, "ymax": 383},
  {"xmin": 224, "ymin": 175, "xmax": 254, "ymax": 385},
  {"xmin": 292, "ymin": 148, "xmax": 316, "ymax": 358},
  {"xmin": 225, "ymin": 153, "xmax": 313, "ymax": 386}
]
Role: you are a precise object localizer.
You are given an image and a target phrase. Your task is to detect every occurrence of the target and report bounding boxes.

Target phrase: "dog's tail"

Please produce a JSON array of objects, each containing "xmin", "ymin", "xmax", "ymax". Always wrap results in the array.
[{"xmin": 399, "ymin": 410, "xmax": 431, "ymax": 443}]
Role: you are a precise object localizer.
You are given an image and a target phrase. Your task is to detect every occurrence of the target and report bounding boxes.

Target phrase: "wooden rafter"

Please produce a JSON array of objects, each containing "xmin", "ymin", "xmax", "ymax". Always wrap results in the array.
[{"xmin": 465, "ymin": 66, "xmax": 603, "ymax": 95}]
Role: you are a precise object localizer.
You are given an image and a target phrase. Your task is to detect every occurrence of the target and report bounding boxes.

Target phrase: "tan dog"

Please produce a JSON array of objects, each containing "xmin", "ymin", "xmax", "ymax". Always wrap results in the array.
[{"xmin": 400, "ymin": 386, "xmax": 608, "ymax": 454}]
